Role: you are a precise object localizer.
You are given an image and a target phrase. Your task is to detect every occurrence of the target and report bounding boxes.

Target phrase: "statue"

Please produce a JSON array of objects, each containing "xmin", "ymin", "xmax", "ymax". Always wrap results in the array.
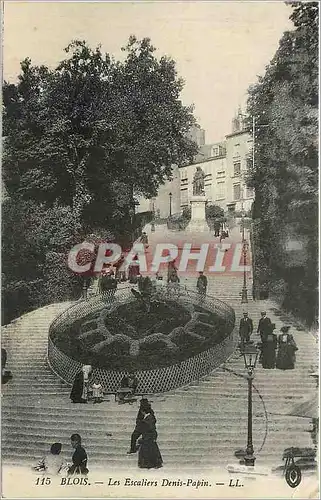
[{"xmin": 192, "ymin": 167, "xmax": 205, "ymax": 196}]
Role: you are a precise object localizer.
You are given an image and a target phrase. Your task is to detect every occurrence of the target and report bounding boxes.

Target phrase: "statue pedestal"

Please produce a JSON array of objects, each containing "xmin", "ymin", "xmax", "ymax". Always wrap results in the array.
[{"xmin": 186, "ymin": 196, "xmax": 210, "ymax": 233}]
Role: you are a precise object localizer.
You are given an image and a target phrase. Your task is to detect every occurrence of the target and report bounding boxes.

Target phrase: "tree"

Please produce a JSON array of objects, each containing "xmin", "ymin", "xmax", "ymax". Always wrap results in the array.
[
  {"xmin": 2, "ymin": 36, "xmax": 199, "ymax": 323},
  {"xmin": 246, "ymin": 2, "xmax": 318, "ymax": 324},
  {"xmin": 206, "ymin": 204, "xmax": 224, "ymax": 220},
  {"xmin": 3, "ymin": 38, "xmax": 198, "ymax": 232},
  {"xmin": 1, "ymin": 198, "xmax": 83, "ymax": 324}
]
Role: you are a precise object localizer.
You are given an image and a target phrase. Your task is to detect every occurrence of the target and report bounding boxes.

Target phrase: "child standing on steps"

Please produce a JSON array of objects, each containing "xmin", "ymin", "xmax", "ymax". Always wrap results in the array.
[{"xmin": 91, "ymin": 380, "xmax": 103, "ymax": 403}]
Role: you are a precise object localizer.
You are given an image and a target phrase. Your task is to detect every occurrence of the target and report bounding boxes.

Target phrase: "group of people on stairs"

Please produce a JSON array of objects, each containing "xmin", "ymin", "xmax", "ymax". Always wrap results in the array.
[
  {"xmin": 68, "ymin": 365, "xmax": 162, "ymax": 471},
  {"xmin": 239, "ymin": 311, "xmax": 298, "ymax": 370},
  {"xmin": 33, "ymin": 398, "xmax": 162, "ymax": 476},
  {"xmin": 33, "ymin": 434, "xmax": 88, "ymax": 476}
]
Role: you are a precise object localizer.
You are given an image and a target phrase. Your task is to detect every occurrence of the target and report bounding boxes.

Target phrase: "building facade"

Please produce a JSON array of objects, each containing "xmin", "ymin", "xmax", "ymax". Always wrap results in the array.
[
  {"xmin": 181, "ymin": 110, "xmax": 254, "ymax": 214},
  {"xmin": 137, "ymin": 109, "xmax": 254, "ymax": 217},
  {"xmin": 136, "ymin": 165, "xmax": 181, "ymax": 218},
  {"xmin": 186, "ymin": 124, "xmax": 206, "ymax": 148}
]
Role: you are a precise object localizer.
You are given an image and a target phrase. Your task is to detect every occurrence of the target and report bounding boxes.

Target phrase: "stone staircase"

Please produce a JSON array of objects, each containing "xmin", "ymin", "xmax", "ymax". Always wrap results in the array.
[{"xmin": 2, "ymin": 283, "xmax": 318, "ymax": 471}]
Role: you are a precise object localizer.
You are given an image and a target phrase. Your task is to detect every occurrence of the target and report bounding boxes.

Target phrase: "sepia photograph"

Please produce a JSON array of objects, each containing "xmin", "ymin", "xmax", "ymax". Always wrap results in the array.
[{"xmin": 1, "ymin": 1, "xmax": 319, "ymax": 498}]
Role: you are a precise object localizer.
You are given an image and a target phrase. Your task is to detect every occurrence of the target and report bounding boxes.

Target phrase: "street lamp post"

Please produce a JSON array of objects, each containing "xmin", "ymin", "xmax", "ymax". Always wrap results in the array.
[
  {"xmin": 169, "ymin": 192, "xmax": 172, "ymax": 217},
  {"xmin": 242, "ymin": 345, "xmax": 259, "ymax": 466},
  {"xmin": 241, "ymin": 237, "xmax": 249, "ymax": 304},
  {"xmin": 241, "ymin": 198, "xmax": 249, "ymax": 303},
  {"xmin": 151, "ymin": 201, "xmax": 156, "ymax": 233}
]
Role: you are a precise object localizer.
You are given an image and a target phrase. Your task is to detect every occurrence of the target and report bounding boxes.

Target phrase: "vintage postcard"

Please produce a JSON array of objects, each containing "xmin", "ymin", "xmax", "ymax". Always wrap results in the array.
[{"xmin": 1, "ymin": 1, "xmax": 319, "ymax": 498}]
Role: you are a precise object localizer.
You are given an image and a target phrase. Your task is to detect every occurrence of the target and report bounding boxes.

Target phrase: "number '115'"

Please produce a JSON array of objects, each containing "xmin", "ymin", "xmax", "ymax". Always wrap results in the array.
[{"xmin": 36, "ymin": 477, "xmax": 51, "ymax": 485}]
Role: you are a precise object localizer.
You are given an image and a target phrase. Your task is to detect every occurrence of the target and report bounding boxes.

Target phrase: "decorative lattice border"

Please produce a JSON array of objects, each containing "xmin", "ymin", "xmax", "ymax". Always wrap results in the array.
[{"xmin": 47, "ymin": 285, "xmax": 236, "ymax": 393}]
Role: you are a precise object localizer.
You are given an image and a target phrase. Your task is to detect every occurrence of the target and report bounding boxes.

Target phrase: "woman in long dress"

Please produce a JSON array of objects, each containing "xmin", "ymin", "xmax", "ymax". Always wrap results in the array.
[
  {"xmin": 138, "ymin": 408, "xmax": 163, "ymax": 469},
  {"xmin": 70, "ymin": 371, "xmax": 86, "ymax": 403},
  {"xmin": 128, "ymin": 256, "xmax": 140, "ymax": 284},
  {"xmin": 276, "ymin": 326, "xmax": 298, "ymax": 370},
  {"xmin": 261, "ymin": 323, "xmax": 277, "ymax": 369},
  {"xmin": 70, "ymin": 365, "xmax": 92, "ymax": 403}
]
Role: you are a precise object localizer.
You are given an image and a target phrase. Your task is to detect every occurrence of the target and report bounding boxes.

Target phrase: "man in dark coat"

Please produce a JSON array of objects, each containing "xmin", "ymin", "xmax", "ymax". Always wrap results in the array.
[
  {"xmin": 167, "ymin": 261, "xmax": 180, "ymax": 283},
  {"xmin": 239, "ymin": 312, "xmax": 253, "ymax": 346},
  {"xmin": 196, "ymin": 272, "xmax": 208, "ymax": 296},
  {"xmin": 213, "ymin": 221, "xmax": 221, "ymax": 237},
  {"xmin": 1, "ymin": 348, "xmax": 12, "ymax": 384},
  {"xmin": 2, "ymin": 348, "xmax": 7, "ymax": 377},
  {"xmin": 127, "ymin": 399, "xmax": 155, "ymax": 454},
  {"xmin": 257, "ymin": 311, "xmax": 272, "ymax": 341}
]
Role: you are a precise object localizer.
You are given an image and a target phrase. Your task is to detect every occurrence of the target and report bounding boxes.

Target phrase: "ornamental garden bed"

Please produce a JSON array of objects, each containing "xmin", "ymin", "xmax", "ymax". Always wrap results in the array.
[{"xmin": 49, "ymin": 287, "xmax": 235, "ymax": 372}]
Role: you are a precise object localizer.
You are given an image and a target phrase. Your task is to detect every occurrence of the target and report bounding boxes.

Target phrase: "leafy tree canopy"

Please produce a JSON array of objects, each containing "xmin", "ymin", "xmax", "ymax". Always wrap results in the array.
[
  {"xmin": 246, "ymin": 2, "xmax": 318, "ymax": 324},
  {"xmin": 3, "ymin": 36, "xmax": 198, "ymax": 229}
]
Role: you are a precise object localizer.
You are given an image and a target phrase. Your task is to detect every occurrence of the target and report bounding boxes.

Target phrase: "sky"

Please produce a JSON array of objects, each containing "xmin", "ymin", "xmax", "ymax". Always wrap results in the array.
[{"xmin": 3, "ymin": 1, "xmax": 292, "ymax": 142}]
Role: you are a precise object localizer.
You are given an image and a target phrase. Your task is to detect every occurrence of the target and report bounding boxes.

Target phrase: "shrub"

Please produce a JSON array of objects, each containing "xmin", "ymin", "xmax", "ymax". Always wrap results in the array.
[
  {"xmin": 50, "ymin": 293, "xmax": 234, "ymax": 370},
  {"xmin": 2, "ymin": 279, "xmax": 46, "ymax": 324},
  {"xmin": 206, "ymin": 204, "xmax": 224, "ymax": 220}
]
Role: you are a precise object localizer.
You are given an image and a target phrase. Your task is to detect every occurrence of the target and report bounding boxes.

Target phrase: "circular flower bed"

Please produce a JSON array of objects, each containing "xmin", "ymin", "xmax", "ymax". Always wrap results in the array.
[{"xmin": 49, "ymin": 286, "xmax": 235, "ymax": 372}]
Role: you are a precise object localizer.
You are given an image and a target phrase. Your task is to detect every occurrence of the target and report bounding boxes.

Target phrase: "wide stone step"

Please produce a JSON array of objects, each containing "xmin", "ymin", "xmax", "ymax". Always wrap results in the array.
[
  {"xmin": 2, "ymin": 400, "xmax": 307, "ymax": 425},
  {"xmin": 2, "ymin": 426, "xmax": 309, "ymax": 443},
  {"xmin": 2, "ymin": 438, "xmax": 310, "ymax": 458},
  {"xmin": 2, "ymin": 409, "xmax": 308, "ymax": 425},
  {"xmin": 2, "ymin": 283, "xmax": 317, "ymax": 472}
]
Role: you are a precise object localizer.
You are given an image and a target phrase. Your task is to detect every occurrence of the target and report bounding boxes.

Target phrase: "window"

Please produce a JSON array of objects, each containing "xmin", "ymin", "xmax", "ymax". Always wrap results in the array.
[
  {"xmin": 233, "ymin": 162, "xmax": 241, "ymax": 177},
  {"xmin": 212, "ymin": 146, "xmax": 219, "ymax": 157},
  {"xmin": 217, "ymin": 170, "xmax": 225, "ymax": 178},
  {"xmin": 180, "ymin": 168, "xmax": 188, "ymax": 179},
  {"xmin": 233, "ymin": 143, "xmax": 240, "ymax": 157},
  {"xmin": 216, "ymin": 182, "xmax": 225, "ymax": 200},
  {"xmin": 233, "ymin": 183, "xmax": 241, "ymax": 201},
  {"xmin": 246, "ymin": 187, "xmax": 254, "ymax": 198},
  {"xmin": 181, "ymin": 189, "xmax": 188, "ymax": 205}
]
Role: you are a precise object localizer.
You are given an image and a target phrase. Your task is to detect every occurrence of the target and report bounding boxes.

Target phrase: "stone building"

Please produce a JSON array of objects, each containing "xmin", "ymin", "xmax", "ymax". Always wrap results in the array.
[
  {"xmin": 136, "ymin": 165, "xmax": 181, "ymax": 218},
  {"xmin": 186, "ymin": 124, "xmax": 206, "ymax": 148},
  {"xmin": 180, "ymin": 109, "xmax": 254, "ymax": 214},
  {"xmin": 137, "ymin": 109, "xmax": 254, "ymax": 217}
]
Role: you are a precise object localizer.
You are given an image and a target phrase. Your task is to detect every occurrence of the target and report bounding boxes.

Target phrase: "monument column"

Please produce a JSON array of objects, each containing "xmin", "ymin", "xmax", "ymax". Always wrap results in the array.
[{"xmin": 186, "ymin": 166, "xmax": 210, "ymax": 233}]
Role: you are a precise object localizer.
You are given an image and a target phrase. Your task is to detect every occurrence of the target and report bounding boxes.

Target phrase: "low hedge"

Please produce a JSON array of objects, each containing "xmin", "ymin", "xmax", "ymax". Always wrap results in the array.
[{"xmin": 49, "ymin": 290, "xmax": 235, "ymax": 371}]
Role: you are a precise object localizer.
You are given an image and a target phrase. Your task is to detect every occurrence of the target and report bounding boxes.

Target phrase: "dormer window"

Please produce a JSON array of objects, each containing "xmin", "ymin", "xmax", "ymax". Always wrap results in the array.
[{"xmin": 212, "ymin": 146, "xmax": 220, "ymax": 157}]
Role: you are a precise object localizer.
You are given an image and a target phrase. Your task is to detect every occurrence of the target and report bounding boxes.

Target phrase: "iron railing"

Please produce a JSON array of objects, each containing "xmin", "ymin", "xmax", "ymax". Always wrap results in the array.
[{"xmin": 47, "ymin": 284, "xmax": 236, "ymax": 393}]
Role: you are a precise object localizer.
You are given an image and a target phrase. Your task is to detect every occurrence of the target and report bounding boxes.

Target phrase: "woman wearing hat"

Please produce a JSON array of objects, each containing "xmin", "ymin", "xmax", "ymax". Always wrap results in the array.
[
  {"xmin": 128, "ymin": 398, "xmax": 155, "ymax": 454},
  {"xmin": 276, "ymin": 326, "xmax": 298, "ymax": 370},
  {"xmin": 138, "ymin": 405, "xmax": 163, "ymax": 469},
  {"xmin": 70, "ymin": 365, "xmax": 92, "ymax": 403},
  {"xmin": 261, "ymin": 323, "xmax": 277, "ymax": 369}
]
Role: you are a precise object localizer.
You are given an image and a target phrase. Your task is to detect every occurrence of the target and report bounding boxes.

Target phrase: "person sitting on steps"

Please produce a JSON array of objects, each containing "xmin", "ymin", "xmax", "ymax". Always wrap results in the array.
[
  {"xmin": 33, "ymin": 442, "xmax": 68, "ymax": 476},
  {"xmin": 68, "ymin": 434, "xmax": 88, "ymax": 475}
]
